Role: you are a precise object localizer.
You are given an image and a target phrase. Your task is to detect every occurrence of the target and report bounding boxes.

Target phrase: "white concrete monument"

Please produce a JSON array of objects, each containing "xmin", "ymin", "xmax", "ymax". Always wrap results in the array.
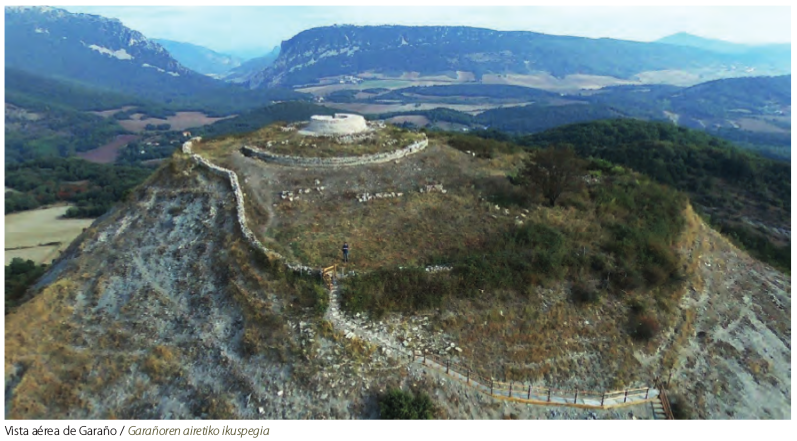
[{"xmin": 299, "ymin": 113, "xmax": 369, "ymax": 136}]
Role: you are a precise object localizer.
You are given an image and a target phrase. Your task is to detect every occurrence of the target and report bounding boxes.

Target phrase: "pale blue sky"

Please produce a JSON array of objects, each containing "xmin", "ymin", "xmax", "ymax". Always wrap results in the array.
[{"xmin": 59, "ymin": 5, "xmax": 792, "ymax": 60}]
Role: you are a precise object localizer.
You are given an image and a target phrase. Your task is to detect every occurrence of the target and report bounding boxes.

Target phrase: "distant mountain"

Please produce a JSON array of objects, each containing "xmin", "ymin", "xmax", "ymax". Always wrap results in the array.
[
  {"xmin": 223, "ymin": 46, "xmax": 280, "ymax": 83},
  {"xmin": 4, "ymin": 6, "xmax": 308, "ymax": 114},
  {"xmin": 248, "ymin": 25, "xmax": 790, "ymax": 89},
  {"xmin": 153, "ymin": 39, "xmax": 243, "ymax": 76},
  {"xmin": 656, "ymin": 32, "xmax": 790, "ymax": 55}
]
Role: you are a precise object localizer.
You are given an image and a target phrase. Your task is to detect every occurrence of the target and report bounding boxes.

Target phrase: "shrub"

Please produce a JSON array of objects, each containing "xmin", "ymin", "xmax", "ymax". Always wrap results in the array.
[
  {"xmin": 631, "ymin": 315, "xmax": 660, "ymax": 341},
  {"xmin": 378, "ymin": 389, "xmax": 435, "ymax": 420},
  {"xmin": 642, "ymin": 264, "xmax": 669, "ymax": 286},
  {"xmin": 571, "ymin": 281, "xmax": 599, "ymax": 304}
]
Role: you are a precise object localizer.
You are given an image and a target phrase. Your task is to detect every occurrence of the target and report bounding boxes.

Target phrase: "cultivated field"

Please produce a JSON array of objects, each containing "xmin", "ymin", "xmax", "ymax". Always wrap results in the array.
[
  {"xmin": 322, "ymin": 101, "xmax": 533, "ymax": 115},
  {"xmin": 735, "ymin": 117, "xmax": 790, "ymax": 134},
  {"xmin": 76, "ymin": 134, "xmax": 140, "ymax": 164},
  {"xmin": 481, "ymin": 73, "xmax": 640, "ymax": 91},
  {"xmin": 296, "ymin": 79, "xmax": 465, "ymax": 96},
  {"xmin": 5, "ymin": 205, "xmax": 94, "ymax": 265},
  {"xmin": 89, "ymin": 106, "xmax": 136, "ymax": 118},
  {"xmin": 117, "ymin": 112, "xmax": 235, "ymax": 132}
]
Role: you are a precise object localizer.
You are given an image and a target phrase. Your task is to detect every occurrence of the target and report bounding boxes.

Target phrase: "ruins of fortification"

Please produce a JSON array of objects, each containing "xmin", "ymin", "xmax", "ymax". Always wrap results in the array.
[{"xmin": 299, "ymin": 113, "xmax": 369, "ymax": 136}]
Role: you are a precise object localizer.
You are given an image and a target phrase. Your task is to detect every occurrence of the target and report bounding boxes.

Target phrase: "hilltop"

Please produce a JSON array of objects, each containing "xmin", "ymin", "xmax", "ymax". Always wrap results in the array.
[{"xmin": 5, "ymin": 117, "xmax": 789, "ymax": 419}]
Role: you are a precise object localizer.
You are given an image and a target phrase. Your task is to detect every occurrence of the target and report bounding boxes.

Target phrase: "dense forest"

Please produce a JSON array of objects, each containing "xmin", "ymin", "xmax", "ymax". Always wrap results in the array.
[{"xmin": 5, "ymin": 157, "xmax": 151, "ymax": 217}]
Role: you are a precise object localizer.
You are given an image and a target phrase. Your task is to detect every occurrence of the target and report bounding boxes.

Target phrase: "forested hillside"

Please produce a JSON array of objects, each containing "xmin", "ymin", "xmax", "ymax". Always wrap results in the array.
[
  {"xmin": 4, "ymin": 157, "xmax": 151, "ymax": 217},
  {"xmin": 519, "ymin": 120, "xmax": 790, "ymax": 271}
]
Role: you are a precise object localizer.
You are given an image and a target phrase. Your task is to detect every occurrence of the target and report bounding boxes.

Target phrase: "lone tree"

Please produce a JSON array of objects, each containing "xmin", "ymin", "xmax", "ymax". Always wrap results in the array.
[{"xmin": 519, "ymin": 144, "xmax": 586, "ymax": 206}]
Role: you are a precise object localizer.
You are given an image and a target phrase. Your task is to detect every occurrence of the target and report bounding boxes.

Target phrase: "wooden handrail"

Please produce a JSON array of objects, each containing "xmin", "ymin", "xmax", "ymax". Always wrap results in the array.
[{"xmin": 659, "ymin": 387, "xmax": 675, "ymax": 420}]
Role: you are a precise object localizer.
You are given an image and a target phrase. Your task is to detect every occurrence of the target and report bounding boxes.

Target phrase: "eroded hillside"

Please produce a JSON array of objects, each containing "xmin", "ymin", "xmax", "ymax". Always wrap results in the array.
[{"xmin": 5, "ymin": 125, "xmax": 790, "ymax": 420}]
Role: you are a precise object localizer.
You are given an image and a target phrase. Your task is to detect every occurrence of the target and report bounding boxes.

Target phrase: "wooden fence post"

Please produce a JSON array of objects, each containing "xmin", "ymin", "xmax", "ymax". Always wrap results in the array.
[
  {"xmin": 574, "ymin": 390, "xmax": 578, "ymax": 404},
  {"xmin": 446, "ymin": 359, "xmax": 450, "ymax": 374},
  {"xmin": 645, "ymin": 387, "xmax": 650, "ymax": 399},
  {"xmin": 547, "ymin": 388, "xmax": 551, "ymax": 402},
  {"xmin": 668, "ymin": 371, "xmax": 673, "ymax": 387},
  {"xmin": 624, "ymin": 390, "xmax": 628, "ymax": 403},
  {"xmin": 509, "ymin": 382, "xmax": 513, "ymax": 398},
  {"xmin": 528, "ymin": 385, "xmax": 531, "ymax": 400},
  {"xmin": 466, "ymin": 370, "xmax": 470, "ymax": 384},
  {"xmin": 490, "ymin": 380, "xmax": 493, "ymax": 396},
  {"xmin": 600, "ymin": 392, "xmax": 605, "ymax": 407}
]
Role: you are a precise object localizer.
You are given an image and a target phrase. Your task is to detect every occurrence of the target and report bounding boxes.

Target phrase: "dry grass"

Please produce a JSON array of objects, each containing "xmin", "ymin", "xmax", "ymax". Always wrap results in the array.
[
  {"xmin": 190, "ymin": 123, "xmax": 703, "ymax": 393},
  {"xmin": 4, "ymin": 278, "xmax": 88, "ymax": 418},
  {"xmin": 142, "ymin": 346, "xmax": 182, "ymax": 383},
  {"xmin": 5, "ymin": 205, "xmax": 95, "ymax": 265}
]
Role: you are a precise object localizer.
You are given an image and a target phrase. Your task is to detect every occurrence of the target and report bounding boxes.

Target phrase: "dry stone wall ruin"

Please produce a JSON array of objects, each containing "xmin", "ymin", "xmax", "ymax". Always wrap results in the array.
[
  {"xmin": 181, "ymin": 139, "xmax": 318, "ymax": 275},
  {"xmin": 241, "ymin": 137, "xmax": 428, "ymax": 168}
]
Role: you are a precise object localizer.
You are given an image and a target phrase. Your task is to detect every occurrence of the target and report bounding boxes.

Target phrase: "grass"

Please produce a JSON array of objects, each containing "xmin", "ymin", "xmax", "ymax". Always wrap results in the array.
[
  {"xmin": 188, "ymin": 122, "xmax": 702, "ymax": 390},
  {"xmin": 341, "ymin": 165, "xmax": 688, "ymax": 320}
]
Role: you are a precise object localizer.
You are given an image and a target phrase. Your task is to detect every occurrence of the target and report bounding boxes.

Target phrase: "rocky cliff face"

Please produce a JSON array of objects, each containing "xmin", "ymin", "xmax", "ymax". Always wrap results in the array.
[
  {"xmin": 247, "ymin": 25, "xmax": 786, "ymax": 89},
  {"xmin": 5, "ymin": 6, "xmax": 189, "ymax": 75}
]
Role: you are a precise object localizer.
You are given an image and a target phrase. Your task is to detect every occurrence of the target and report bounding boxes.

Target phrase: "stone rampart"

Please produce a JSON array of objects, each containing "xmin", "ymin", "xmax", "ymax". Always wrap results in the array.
[
  {"xmin": 181, "ymin": 140, "xmax": 319, "ymax": 276},
  {"xmin": 241, "ymin": 137, "xmax": 428, "ymax": 168}
]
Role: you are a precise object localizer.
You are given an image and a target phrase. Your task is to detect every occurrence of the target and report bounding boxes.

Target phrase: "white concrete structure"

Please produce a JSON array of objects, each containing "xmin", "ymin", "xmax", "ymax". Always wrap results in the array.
[{"xmin": 299, "ymin": 113, "xmax": 369, "ymax": 136}]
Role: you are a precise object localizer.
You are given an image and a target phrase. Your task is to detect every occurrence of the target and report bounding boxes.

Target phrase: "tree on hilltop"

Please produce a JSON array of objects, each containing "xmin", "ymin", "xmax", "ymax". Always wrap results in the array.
[{"xmin": 519, "ymin": 144, "xmax": 586, "ymax": 206}]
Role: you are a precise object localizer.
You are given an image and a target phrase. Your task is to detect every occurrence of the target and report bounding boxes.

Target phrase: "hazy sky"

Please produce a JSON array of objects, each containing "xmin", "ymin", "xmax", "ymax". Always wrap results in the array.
[{"xmin": 58, "ymin": 4, "xmax": 792, "ymax": 59}]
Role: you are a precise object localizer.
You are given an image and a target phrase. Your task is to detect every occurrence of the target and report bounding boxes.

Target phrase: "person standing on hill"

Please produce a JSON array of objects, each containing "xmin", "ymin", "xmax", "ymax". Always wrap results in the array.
[{"xmin": 342, "ymin": 242, "xmax": 350, "ymax": 263}]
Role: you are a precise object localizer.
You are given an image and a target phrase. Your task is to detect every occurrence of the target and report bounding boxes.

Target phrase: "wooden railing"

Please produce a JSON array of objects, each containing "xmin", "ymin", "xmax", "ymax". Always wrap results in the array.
[
  {"xmin": 420, "ymin": 352, "xmax": 659, "ymax": 409},
  {"xmin": 322, "ymin": 265, "xmax": 337, "ymax": 289},
  {"xmin": 658, "ymin": 384, "xmax": 675, "ymax": 420},
  {"xmin": 328, "ymin": 278, "xmax": 665, "ymax": 413}
]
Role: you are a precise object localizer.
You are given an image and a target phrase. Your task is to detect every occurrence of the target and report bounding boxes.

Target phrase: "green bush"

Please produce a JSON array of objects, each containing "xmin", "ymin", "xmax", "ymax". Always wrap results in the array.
[
  {"xmin": 378, "ymin": 389, "xmax": 435, "ymax": 420},
  {"xmin": 5, "ymin": 258, "xmax": 47, "ymax": 311}
]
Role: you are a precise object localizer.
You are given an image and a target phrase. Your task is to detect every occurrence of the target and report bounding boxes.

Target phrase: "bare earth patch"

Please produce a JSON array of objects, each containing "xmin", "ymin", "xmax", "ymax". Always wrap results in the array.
[{"xmin": 76, "ymin": 134, "xmax": 140, "ymax": 164}]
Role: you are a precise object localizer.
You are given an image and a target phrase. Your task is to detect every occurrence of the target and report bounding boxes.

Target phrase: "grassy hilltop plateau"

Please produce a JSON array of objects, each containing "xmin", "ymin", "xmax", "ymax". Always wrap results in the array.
[{"xmin": 3, "ymin": 6, "xmax": 791, "ymax": 421}]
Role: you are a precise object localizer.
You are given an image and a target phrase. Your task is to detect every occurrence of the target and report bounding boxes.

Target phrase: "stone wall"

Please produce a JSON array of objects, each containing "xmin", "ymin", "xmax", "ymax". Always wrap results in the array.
[
  {"xmin": 240, "ymin": 137, "xmax": 428, "ymax": 168},
  {"xmin": 181, "ymin": 139, "xmax": 319, "ymax": 276}
]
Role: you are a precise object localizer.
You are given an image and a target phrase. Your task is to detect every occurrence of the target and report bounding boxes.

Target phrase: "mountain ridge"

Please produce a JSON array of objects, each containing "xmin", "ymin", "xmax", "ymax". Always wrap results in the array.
[{"xmin": 248, "ymin": 24, "xmax": 790, "ymax": 89}]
